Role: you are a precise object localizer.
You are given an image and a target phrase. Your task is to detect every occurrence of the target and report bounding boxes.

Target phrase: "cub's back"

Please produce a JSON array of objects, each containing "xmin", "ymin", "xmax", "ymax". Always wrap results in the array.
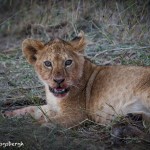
[{"xmin": 88, "ymin": 66, "xmax": 150, "ymax": 124}]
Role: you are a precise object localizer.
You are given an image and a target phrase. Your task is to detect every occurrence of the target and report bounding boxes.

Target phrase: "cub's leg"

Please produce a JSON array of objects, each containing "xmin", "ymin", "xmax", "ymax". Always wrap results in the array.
[
  {"xmin": 2, "ymin": 106, "xmax": 85, "ymax": 127},
  {"xmin": 2, "ymin": 105, "xmax": 53, "ymax": 124},
  {"xmin": 111, "ymin": 113, "xmax": 149, "ymax": 145}
]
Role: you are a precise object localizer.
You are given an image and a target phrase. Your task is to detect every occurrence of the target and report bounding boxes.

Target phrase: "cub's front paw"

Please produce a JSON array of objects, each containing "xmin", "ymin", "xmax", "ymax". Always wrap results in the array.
[
  {"xmin": 1, "ymin": 110, "xmax": 15, "ymax": 118},
  {"xmin": 1, "ymin": 109, "xmax": 26, "ymax": 118}
]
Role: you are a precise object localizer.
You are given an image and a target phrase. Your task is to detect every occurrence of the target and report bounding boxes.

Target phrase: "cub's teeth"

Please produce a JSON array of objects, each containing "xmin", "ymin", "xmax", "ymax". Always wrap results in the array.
[
  {"xmin": 54, "ymin": 89, "xmax": 65, "ymax": 94},
  {"xmin": 54, "ymin": 89, "xmax": 65, "ymax": 92},
  {"xmin": 55, "ymin": 90, "xmax": 58, "ymax": 92}
]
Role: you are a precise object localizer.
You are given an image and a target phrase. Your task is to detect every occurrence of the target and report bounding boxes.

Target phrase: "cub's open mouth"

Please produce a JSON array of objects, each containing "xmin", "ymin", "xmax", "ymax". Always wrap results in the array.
[{"xmin": 49, "ymin": 86, "xmax": 70, "ymax": 97}]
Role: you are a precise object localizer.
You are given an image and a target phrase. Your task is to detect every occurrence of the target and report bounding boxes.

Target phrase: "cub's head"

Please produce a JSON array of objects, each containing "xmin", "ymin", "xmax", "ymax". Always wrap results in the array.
[{"xmin": 22, "ymin": 32, "xmax": 86, "ymax": 98}]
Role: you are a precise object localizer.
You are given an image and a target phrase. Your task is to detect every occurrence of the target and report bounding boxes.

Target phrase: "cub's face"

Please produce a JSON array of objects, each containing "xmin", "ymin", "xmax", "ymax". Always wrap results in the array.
[{"xmin": 22, "ymin": 33, "xmax": 86, "ymax": 98}]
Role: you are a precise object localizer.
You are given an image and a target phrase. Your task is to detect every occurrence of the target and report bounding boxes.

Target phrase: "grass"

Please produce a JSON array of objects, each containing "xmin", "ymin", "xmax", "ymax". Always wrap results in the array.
[{"xmin": 0, "ymin": 0, "xmax": 150, "ymax": 149}]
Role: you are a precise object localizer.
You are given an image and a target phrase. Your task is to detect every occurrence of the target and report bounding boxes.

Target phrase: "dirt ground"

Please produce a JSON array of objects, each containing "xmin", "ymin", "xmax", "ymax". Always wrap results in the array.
[{"xmin": 0, "ymin": 1, "xmax": 150, "ymax": 150}]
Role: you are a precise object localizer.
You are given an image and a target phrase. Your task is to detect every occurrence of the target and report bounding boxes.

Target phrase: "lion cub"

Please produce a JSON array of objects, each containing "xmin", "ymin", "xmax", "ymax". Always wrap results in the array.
[{"xmin": 3, "ymin": 32, "xmax": 150, "ymax": 127}]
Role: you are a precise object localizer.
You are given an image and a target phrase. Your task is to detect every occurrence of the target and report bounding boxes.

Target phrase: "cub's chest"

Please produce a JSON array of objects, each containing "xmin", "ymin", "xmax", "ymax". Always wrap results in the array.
[{"xmin": 45, "ymin": 88, "xmax": 61, "ymax": 112}]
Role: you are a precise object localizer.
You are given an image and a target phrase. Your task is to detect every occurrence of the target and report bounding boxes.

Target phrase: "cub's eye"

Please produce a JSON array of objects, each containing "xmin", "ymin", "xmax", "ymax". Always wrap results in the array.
[
  {"xmin": 65, "ymin": 60, "xmax": 72, "ymax": 67},
  {"xmin": 44, "ymin": 61, "xmax": 52, "ymax": 67}
]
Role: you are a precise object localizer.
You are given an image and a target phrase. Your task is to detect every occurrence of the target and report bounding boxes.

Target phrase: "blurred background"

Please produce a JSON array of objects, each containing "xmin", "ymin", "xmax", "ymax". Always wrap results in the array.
[
  {"xmin": 0, "ymin": 0, "xmax": 150, "ymax": 62},
  {"xmin": 0, "ymin": 0, "xmax": 150, "ymax": 64}
]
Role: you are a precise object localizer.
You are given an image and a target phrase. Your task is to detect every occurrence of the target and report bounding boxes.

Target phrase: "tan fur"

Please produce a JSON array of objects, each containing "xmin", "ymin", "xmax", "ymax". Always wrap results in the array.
[{"xmin": 3, "ymin": 32, "xmax": 150, "ymax": 127}]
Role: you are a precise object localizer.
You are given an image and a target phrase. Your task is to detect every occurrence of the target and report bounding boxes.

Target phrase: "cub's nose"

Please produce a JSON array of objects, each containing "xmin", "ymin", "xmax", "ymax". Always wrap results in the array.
[{"xmin": 53, "ymin": 78, "xmax": 65, "ymax": 84}]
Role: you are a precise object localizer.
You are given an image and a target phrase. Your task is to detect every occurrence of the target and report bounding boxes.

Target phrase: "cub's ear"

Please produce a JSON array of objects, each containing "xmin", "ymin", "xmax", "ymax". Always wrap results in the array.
[
  {"xmin": 70, "ymin": 31, "xmax": 86, "ymax": 53},
  {"xmin": 22, "ymin": 39, "xmax": 44, "ymax": 65}
]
